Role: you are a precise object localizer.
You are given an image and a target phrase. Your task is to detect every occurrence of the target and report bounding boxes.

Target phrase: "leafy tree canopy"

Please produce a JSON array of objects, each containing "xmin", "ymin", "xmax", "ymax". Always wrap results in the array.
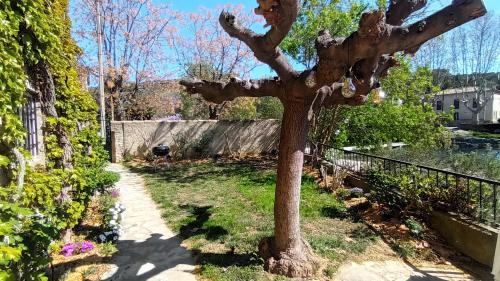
[
  {"xmin": 335, "ymin": 59, "xmax": 450, "ymax": 148},
  {"xmin": 281, "ymin": 0, "xmax": 367, "ymax": 68}
]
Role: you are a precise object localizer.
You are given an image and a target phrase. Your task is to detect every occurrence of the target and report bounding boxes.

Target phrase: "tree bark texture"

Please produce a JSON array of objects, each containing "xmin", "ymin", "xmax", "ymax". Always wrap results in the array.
[
  {"xmin": 180, "ymin": 0, "xmax": 487, "ymax": 277},
  {"xmin": 257, "ymin": 100, "xmax": 319, "ymax": 276},
  {"xmin": 29, "ymin": 62, "xmax": 73, "ymax": 170},
  {"xmin": 28, "ymin": 62, "xmax": 75, "ymax": 243}
]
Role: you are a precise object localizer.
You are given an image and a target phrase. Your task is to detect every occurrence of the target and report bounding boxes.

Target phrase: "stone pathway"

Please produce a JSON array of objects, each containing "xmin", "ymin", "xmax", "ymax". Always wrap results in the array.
[
  {"xmin": 101, "ymin": 164, "xmax": 196, "ymax": 281},
  {"xmin": 335, "ymin": 260, "xmax": 477, "ymax": 281}
]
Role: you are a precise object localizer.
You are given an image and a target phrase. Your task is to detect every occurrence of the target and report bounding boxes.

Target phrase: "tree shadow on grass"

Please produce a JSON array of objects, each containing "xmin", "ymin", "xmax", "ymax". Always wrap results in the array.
[
  {"xmin": 321, "ymin": 199, "xmax": 371, "ymax": 222},
  {"xmin": 178, "ymin": 204, "xmax": 228, "ymax": 240},
  {"xmin": 178, "ymin": 203, "xmax": 262, "ymax": 268},
  {"xmin": 128, "ymin": 160, "xmax": 273, "ymax": 185}
]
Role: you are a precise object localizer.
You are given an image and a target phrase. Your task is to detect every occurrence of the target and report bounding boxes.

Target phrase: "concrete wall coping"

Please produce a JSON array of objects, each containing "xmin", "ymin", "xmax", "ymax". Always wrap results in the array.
[{"xmin": 111, "ymin": 119, "xmax": 280, "ymax": 124}]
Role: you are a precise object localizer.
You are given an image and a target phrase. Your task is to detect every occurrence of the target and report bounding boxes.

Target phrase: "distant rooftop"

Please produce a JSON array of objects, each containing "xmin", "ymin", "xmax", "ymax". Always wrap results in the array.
[{"xmin": 435, "ymin": 86, "xmax": 500, "ymax": 96}]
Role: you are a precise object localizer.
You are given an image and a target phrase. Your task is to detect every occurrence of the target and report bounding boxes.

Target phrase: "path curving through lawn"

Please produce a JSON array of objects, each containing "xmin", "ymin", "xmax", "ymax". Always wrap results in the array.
[
  {"xmin": 100, "ymin": 164, "xmax": 196, "ymax": 281},
  {"xmin": 101, "ymin": 161, "xmax": 482, "ymax": 281}
]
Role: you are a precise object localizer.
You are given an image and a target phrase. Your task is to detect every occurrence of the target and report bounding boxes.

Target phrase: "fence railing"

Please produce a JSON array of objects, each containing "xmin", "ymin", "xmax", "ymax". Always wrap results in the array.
[{"xmin": 312, "ymin": 142, "xmax": 499, "ymax": 228}]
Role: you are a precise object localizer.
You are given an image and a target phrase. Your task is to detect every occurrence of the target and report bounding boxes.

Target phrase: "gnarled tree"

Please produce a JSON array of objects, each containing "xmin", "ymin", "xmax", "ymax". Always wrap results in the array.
[{"xmin": 180, "ymin": 0, "xmax": 486, "ymax": 277}]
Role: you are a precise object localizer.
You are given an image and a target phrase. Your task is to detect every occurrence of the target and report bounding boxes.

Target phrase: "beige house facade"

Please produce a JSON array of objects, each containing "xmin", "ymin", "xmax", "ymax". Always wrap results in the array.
[{"xmin": 433, "ymin": 87, "xmax": 500, "ymax": 125}]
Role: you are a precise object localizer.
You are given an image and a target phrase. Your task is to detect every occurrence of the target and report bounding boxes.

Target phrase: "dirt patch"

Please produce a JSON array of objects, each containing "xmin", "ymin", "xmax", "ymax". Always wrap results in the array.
[
  {"xmin": 360, "ymin": 202, "xmax": 491, "ymax": 279},
  {"xmin": 51, "ymin": 249, "xmax": 111, "ymax": 281}
]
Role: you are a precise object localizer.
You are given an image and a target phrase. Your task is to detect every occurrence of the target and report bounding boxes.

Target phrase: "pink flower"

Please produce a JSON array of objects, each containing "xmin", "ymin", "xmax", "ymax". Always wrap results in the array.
[
  {"xmin": 80, "ymin": 241, "xmax": 94, "ymax": 253},
  {"xmin": 61, "ymin": 243, "xmax": 78, "ymax": 257}
]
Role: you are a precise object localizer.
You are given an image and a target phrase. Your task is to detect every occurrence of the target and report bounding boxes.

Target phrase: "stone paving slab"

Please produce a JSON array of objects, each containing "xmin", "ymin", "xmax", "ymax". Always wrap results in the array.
[
  {"xmin": 101, "ymin": 164, "xmax": 196, "ymax": 281},
  {"xmin": 335, "ymin": 261, "xmax": 477, "ymax": 281}
]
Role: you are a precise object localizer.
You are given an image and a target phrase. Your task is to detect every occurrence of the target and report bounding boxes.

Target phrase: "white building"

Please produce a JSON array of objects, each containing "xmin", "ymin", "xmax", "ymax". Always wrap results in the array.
[{"xmin": 433, "ymin": 87, "xmax": 500, "ymax": 124}]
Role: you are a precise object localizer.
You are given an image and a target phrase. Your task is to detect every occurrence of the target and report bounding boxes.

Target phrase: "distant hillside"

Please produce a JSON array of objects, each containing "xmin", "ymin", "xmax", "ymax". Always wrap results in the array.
[{"xmin": 432, "ymin": 69, "xmax": 500, "ymax": 90}]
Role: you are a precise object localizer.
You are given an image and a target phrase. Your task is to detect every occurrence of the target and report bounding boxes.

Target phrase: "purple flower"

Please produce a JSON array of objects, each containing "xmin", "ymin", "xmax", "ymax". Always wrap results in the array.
[
  {"xmin": 61, "ymin": 243, "xmax": 78, "ymax": 256},
  {"xmin": 165, "ymin": 113, "xmax": 182, "ymax": 121},
  {"xmin": 80, "ymin": 241, "xmax": 94, "ymax": 253},
  {"xmin": 110, "ymin": 188, "xmax": 120, "ymax": 198}
]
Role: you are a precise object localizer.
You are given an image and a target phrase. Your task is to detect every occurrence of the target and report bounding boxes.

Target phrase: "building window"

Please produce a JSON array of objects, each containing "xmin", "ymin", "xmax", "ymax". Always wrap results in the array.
[
  {"xmin": 472, "ymin": 98, "xmax": 478, "ymax": 108},
  {"xmin": 436, "ymin": 100, "xmax": 442, "ymax": 111},
  {"xmin": 453, "ymin": 99, "xmax": 460, "ymax": 109},
  {"xmin": 19, "ymin": 96, "xmax": 39, "ymax": 157},
  {"xmin": 454, "ymin": 112, "xmax": 459, "ymax": 120}
]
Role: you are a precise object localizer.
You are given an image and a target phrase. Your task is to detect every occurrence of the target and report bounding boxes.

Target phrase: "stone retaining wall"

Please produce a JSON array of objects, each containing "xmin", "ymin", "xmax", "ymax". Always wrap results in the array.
[
  {"xmin": 343, "ymin": 173, "xmax": 497, "ymax": 268},
  {"xmin": 110, "ymin": 120, "xmax": 281, "ymax": 162},
  {"xmin": 428, "ymin": 211, "xmax": 497, "ymax": 268}
]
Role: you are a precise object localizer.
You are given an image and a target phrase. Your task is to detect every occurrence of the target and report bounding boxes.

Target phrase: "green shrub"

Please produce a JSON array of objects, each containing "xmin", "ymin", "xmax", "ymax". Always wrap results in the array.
[
  {"xmin": 366, "ymin": 169, "xmax": 404, "ymax": 211},
  {"xmin": 97, "ymin": 193, "xmax": 117, "ymax": 226},
  {"xmin": 0, "ymin": 0, "xmax": 108, "ymax": 278},
  {"xmin": 98, "ymin": 242, "xmax": 117, "ymax": 257},
  {"xmin": 404, "ymin": 217, "xmax": 424, "ymax": 237},
  {"xmin": 393, "ymin": 241, "xmax": 416, "ymax": 258},
  {"xmin": 122, "ymin": 153, "xmax": 134, "ymax": 162},
  {"xmin": 366, "ymin": 166, "xmax": 475, "ymax": 219},
  {"xmin": 84, "ymin": 169, "xmax": 120, "ymax": 193}
]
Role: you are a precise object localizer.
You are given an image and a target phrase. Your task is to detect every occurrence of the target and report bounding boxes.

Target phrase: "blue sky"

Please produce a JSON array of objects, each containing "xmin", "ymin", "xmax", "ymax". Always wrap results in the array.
[
  {"xmin": 163, "ymin": 0, "xmax": 500, "ymax": 77},
  {"xmin": 72, "ymin": 0, "xmax": 500, "ymax": 79},
  {"xmin": 166, "ymin": 0, "xmax": 500, "ymax": 14}
]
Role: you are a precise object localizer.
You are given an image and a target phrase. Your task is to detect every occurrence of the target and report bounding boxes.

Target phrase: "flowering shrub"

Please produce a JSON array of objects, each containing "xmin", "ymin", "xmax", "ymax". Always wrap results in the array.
[
  {"xmin": 110, "ymin": 188, "xmax": 120, "ymax": 198},
  {"xmin": 60, "ymin": 241, "xmax": 95, "ymax": 256},
  {"xmin": 97, "ymin": 191, "xmax": 125, "ymax": 243}
]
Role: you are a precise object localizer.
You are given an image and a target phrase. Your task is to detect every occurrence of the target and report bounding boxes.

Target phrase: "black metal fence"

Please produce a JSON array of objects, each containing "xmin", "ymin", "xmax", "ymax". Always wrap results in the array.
[{"xmin": 314, "ymin": 142, "xmax": 499, "ymax": 228}]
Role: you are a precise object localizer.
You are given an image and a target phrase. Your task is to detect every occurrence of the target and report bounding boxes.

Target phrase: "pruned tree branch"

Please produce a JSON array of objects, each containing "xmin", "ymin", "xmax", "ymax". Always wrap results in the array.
[
  {"xmin": 386, "ymin": 0, "xmax": 428, "ymax": 26},
  {"xmin": 310, "ymin": 83, "xmax": 367, "ymax": 114},
  {"xmin": 219, "ymin": 0, "xmax": 300, "ymax": 80},
  {"xmin": 315, "ymin": 0, "xmax": 486, "ymax": 100},
  {"xmin": 384, "ymin": 0, "xmax": 486, "ymax": 53},
  {"xmin": 182, "ymin": 0, "xmax": 486, "ymax": 110},
  {"xmin": 180, "ymin": 77, "xmax": 282, "ymax": 104}
]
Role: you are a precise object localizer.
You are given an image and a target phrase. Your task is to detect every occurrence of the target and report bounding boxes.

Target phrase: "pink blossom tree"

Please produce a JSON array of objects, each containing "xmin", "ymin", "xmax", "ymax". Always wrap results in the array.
[
  {"xmin": 71, "ymin": 0, "xmax": 178, "ymax": 120},
  {"xmin": 181, "ymin": 0, "xmax": 487, "ymax": 277},
  {"xmin": 173, "ymin": 6, "xmax": 261, "ymax": 119}
]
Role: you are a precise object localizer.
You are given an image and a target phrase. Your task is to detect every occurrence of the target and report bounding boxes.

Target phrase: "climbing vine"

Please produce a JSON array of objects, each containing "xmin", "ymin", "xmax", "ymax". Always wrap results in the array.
[{"xmin": 0, "ymin": 0, "xmax": 110, "ymax": 279}]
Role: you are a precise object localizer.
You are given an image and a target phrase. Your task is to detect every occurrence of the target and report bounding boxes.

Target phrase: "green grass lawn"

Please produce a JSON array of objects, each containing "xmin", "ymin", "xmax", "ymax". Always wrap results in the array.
[
  {"xmin": 471, "ymin": 131, "xmax": 500, "ymax": 139},
  {"xmin": 131, "ymin": 160, "xmax": 378, "ymax": 280}
]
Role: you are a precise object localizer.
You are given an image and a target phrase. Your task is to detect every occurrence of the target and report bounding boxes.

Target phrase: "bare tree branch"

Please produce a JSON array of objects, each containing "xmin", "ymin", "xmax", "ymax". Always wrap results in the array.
[
  {"xmin": 384, "ymin": 0, "xmax": 486, "ymax": 53},
  {"xmin": 315, "ymin": 0, "xmax": 486, "ymax": 98},
  {"xmin": 218, "ymin": 0, "xmax": 300, "ymax": 80},
  {"xmin": 314, "ymin": 83, "xmax": 368, "ymax": 108},
  {"xmin": 182, "ymin": 0, "xmax": 486, "ymax": 109},
  {"xmin": 386, "ymin": 0, "xmax": 428, "ymax": 26},
  {"xmin": 180, "ymin": 77, "xmax": 282, "ymax": 104}
]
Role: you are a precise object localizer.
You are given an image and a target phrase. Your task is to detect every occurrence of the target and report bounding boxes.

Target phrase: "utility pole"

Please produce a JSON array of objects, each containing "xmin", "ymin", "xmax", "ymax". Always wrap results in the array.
[{"xmin": 96, "ymin": 0, "xmax": 106, "ymax": 141}]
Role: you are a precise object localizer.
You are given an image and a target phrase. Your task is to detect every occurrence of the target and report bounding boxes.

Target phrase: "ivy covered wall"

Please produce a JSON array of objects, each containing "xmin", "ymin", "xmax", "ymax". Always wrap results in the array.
[{"xmin": 0, "ymin": 0, "xmax": 108, "ymax": 279}]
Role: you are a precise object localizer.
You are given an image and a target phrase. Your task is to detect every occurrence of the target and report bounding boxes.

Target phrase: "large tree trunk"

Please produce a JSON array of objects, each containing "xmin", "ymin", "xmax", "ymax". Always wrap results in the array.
[
  {"xmin": 259, "ymin": 100, "xmax": 319, "ymax": 277},
  {"xmin": 31, "ymin": 62, "xmax": 74, "ymax": 170}
]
